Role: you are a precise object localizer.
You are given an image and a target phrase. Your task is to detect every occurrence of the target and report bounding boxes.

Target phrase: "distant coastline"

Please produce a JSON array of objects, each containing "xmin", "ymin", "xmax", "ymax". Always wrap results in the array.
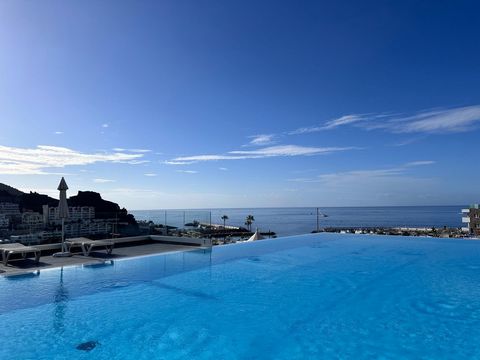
[{"xmin": 131, "ymin": 205, "xmax": 465, "ymax": 238}]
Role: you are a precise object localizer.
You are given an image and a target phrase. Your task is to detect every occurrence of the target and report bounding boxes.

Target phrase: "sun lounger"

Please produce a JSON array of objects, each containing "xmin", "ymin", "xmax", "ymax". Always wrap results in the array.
[
  {"xmin": 0, "ymin": 243, "xmax": 41, "ymax": 266},
  {"xmin": 66, "ymin": 238, "xmax": 114, "ymax": 256}
]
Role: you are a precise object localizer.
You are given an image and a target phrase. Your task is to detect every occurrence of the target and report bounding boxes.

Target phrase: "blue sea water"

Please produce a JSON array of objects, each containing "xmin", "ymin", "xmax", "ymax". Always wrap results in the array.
[
  {"xmin": 1, "ymin": 233, "xmax": 480, "ymax": 359},
  {"xmin": 132, "ymin": 206, "xmax": 465, "ymax": 236}
]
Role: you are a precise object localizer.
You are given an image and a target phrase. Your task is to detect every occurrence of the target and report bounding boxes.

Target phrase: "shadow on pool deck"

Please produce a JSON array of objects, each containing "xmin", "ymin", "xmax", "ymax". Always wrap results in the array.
[{"xmin": 0, "ymin": 241, "xmax": 197, "ymax": 276}]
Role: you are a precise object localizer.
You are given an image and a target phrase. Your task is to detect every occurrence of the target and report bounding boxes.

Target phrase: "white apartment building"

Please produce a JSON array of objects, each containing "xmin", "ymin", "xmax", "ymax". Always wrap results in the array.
[
  {"xmin": 462, "ymin": 204, "xmax": 480, "ymax": 235},
  {"xmin": 0, "ymin": 202, "xmax": 20, "ymax": 216},
  {"xmin": 0, "ymin": 214, "xmax": 9, "ymax": 228},
  {"xmin": 64, "ymin": 220, "xmax": 113, "ymax": 237},
  {"xmin": 21, "ymin": 212, "xmax": 44, "ymax": 231},
  {"xmin": 10, "ymin": 233, "xmax": 41, "ymax": 245},
  {"xmin": 40, "ymin": 204, "xmax": 114, "ymax": 239},
  {"xmin": 42, "ymin": 205, "xmax": 95, "ymax": 225}
]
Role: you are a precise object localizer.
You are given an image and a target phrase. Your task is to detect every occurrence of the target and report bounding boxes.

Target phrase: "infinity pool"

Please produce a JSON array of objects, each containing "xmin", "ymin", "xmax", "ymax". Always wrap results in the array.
[{"xmin": 1, "ymin": 233, "xmax": 480, "ymax": 359}]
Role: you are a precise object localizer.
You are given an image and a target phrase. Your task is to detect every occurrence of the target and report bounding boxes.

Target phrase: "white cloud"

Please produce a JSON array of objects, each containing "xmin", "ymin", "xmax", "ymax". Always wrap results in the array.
[
  {"xmin": 172, "ymin": 154, "xmax": 241, "ymax": 162},
  {"xmin": 163, "ymin": 160, "xmax": 196, "ymax": 165},
  {"xmin": 93, "ymin": 178, "xmax": 115, "ymax": 183},
  {"xmin": 102, "ymin": 123, "xmax": 109, "ymax": 128},
  {"xmin": 0, "ymin": 145, "xmax": 144, "ymax": 175},
  {"xmin": 289, "ymin": 114, "xmax": 366, "ymax": 134},
  {"xmin": 172, "ymin": 145, "xmax": 355, "ymax": 163},
  {"xmin": 391, "ymin": 137, "xmax": 425, "ymax": 147},
  {"xmin": 124, "ymin": 160, "xmax": 150, "ymax": 165},
  {"xmin": 288, "ymin": 161, "xmax": 435, "ymax": 183},
  {"xmin": 219, "ymin": 167, "xmax": 228, "ymax": 171},
  {"xmin": 291, "ymin": 105, "xmax": 480, "ymax": 135},
  {"xmin": 405, "ymin": 160, "xmax": 436, "ymax": 167},
  {"xmin": 230, "ymin": 145, "xmax": 353, "ymax": 157},
  {"xmin": 384, "ymin": 106, "xmax": 480, "ymax": 133},
  {"xmin": 289, "ymin": 169, "xmax": 404, "ymax": 183},
  {"xmin": 247, "ymin": 134, "xmax": 276, "ymax": 146},
  {"xmin": 54, "ymin": 131, "xmax": 64, "ymax": 135},
  {"xmin": 112, "ymin": 148, "xmax": 151, "ymax": 153},
  {"xmin": 176, "ymin": 170, "xmax": 198, "ymax": 174},
  {"xmin": 144, "ymin": 173, "xmax": 157, "ymax": 177}
]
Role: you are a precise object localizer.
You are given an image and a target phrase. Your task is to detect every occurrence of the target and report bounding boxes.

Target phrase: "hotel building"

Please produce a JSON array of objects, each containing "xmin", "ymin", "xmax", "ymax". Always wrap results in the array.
[{"xmin": 462, "ymin": 204, "xmax": 480, "ymax": 236}]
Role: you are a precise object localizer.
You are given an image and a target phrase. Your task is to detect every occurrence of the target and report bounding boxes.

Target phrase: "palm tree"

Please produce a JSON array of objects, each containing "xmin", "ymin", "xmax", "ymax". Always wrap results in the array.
[
  {"xmin": 245, "ymin": 215, "xmax": 255, "ymax": 232},
  {"xmin": 221, "ymin": 215, "xmax": 229, "ymax": 228}
]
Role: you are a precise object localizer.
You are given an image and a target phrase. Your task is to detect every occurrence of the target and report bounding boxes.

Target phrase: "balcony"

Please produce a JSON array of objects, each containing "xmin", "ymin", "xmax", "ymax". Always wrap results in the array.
[
  {"xmin": 462, "ymin": 209, "xmax": 470, "ymax": 214},
  {"xmin": 462, "ymin": 217, "xmax": 471, "ymax": 223}
]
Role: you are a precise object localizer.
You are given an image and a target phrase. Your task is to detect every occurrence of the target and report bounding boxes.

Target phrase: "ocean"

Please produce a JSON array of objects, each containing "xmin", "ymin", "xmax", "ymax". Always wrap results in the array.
[{"xmin": 131, "ymin": 206, "xmax": 466, "ymax": 237}]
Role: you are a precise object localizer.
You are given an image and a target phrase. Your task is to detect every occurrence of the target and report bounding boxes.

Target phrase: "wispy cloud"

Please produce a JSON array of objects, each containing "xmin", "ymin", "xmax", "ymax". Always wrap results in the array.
[
  {"xmin": 289, "ymin": 114, "xmax": 366, "ymax": 134},
  {"xmin": 171, "ymin": 145, "xmax": 355, "ymax": 163},
  {"xmin": 163, "ymin": 160, "xmax": 196, "ymax": 165},
  {"xmin": 54, "ymin": 131, "xmax": 64, "ymax": 135},
  {"xmin": 391, "ymin": 136, "xmax": 425, "ymax": 147},
  {"xmin": 144, "ymin": 173, "xmax": 157, "ymax": 177},
  {"xmin": 405, "ymin": 160, "xmax": 436, "ymax": 167},
  {"xmin": 230, "ymin": 145, "xmax": 354, "ymax": 156},
  {"xmin": 93, "ymin": 178, "xmax": 115, "ymax": 183},
  {"xmin": 246, "ymin": 134, "xmax": 276, "ymax": 146},
  {"xmin": 112, "ymin": 148, "xmax": 151, "ymax": 153},
  {"xmin": 289, "ymin": 169, "xmax": 404, "ymax": 183},
  {"xmin": 378, "ymin": 105, "xmax": 480, "ymax": 133},
  {"xmin": 0, "ymin": 145, "xmax": 144, "ymax": 175},
  {"xmin": 288, "ymin": 160, "xmax": 435, "ymax": 183},
  {"xmin": 219, "ymin": 167, "xmax": 228, "ymax": 171},
  {"xmin": 125, "ymin": 160, "xmax": 150, "ymax": 165},
  {"xmin": 102, "ymin": 123, "xmax": 109, "ymax": 128},
  {"xmin": 176, "ymin": 170, "xmax": 198, "ymax": 174},
  {"xmin": 290, "ymin": 105, "xmax": 480, "ymax": 136}
]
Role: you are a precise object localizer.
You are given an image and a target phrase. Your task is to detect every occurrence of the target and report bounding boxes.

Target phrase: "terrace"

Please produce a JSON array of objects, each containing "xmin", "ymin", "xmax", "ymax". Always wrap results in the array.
[{"xmin": 0, "ymin": 235, "xmax": 211, "ymax": 276}]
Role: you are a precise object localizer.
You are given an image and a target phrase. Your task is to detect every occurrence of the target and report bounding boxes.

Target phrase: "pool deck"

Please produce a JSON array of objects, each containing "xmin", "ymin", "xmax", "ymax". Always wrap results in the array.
[{"xmin": 0, "ymin": 241, "xmax": 198, "ymax": 276}]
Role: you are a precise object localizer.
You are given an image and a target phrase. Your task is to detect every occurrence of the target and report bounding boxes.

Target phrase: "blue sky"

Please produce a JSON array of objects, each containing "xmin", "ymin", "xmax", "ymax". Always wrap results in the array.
[{"xmin": 0, "ymin": 0, "xmax": 479, "ymax": 209}]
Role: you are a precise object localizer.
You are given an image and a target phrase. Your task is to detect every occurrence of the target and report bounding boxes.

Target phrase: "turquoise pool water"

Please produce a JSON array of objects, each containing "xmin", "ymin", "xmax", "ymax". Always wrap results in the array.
[{"xmin": 1, "ymin": 233, "xmax": 480, "ymax": 359}]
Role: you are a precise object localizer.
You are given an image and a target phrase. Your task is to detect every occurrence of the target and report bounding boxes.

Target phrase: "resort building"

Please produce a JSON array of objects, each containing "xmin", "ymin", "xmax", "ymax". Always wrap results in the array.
[
  {"xmin": 0, "ymin": 214, "xmax": 9, "ymax": 228},
  {"xmin": 42, "ymin": 205, "xmax": 95, "ymax": 225},
  {"xmin": 0, "ymin": 202, "xmax": 20, "ymax": 216},
  {"xmin": 63, "ymin": 219, "xmax": 113, "ymax": 238},
  {"xmin": 41, "ymin": 204, "xmax": 115, "ymax": 239},
  {"xmin": 38, "ymin": 230, "xmax": 62, "ymax": 242},
  {"xmin": 462, "ymin": 204, "xmax": 480, "ymax": 235},
  {"xmin": 20, "ymin": 212, "xmax": 44, "ymax": 231},
  {"xmin": 10, "ymin": 233, "xmax": 41, "ymax": 245}
]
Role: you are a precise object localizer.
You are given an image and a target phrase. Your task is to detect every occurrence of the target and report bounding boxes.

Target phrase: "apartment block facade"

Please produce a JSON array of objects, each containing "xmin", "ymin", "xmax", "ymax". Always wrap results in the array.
[{"xmin": 462, "ymin": 204, "xmax": 480, "ymax": 236}]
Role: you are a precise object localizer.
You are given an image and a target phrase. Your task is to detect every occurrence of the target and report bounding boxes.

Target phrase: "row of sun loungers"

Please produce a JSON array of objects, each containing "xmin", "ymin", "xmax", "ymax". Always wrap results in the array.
[
  {"xmin": 0, "ymin": 243, "xmax": 41, "ymax": 266},
  {"xmin": 0, "ymin": 238, "xmax": 116, "ymax": 266},
  {"xmin": 65, "ymin": 237, "xmax": 114, "ymax": 256}
]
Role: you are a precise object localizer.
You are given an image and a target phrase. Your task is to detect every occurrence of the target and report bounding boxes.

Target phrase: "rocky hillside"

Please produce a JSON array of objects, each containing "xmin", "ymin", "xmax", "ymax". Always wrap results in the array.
[{"xmin": 0, "ymin": 183, "xmax": 137, "ymax": 225}]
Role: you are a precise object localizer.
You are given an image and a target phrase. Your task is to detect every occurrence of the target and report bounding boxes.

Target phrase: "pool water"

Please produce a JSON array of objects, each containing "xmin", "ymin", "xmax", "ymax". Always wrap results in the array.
[{"xmin": 1, "ymin": 233, "xmax": 480, "ymax": 359}]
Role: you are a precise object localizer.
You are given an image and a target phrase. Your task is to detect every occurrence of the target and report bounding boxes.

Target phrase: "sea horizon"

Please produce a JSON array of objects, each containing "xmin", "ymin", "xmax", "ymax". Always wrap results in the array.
[
  {"xmin": 131, "ymin": 205, "xmax": 466, "ymax": 237},
  {"xmin": 130, "ymin": 204, "xmax": 469, "ymax": 211}
]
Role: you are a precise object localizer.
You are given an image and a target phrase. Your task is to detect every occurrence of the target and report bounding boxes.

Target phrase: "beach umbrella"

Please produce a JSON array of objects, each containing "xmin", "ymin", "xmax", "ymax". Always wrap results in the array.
[
  {"xmin": 247, "ymin": 228, "xmax": 264, "ymax": 242},
  {"xmin": 53, "ymin": 177, "xmax": 71, "ymax": 257}
]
